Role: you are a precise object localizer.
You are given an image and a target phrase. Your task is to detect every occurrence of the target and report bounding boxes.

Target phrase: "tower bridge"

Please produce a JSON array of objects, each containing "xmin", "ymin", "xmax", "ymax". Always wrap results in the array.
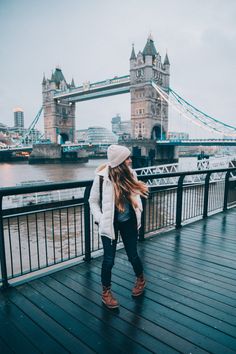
[
  {"xmin": 1, "ymin": 36, "xmax": 235, "ymax": 164},
  {"xmin": 24, "ymin": 35, "xmax": 232, "ymax": 166},
  {"xmin": 42, "ymin": 35, "xmax": 170, "ymax": 146}
]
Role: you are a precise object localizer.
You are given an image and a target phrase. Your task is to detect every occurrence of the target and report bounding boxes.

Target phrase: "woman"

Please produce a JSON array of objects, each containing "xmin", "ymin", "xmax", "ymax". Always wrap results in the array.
[{"xmin": 89, "ymin": 144, "xmax": 148, "ymax": 309}]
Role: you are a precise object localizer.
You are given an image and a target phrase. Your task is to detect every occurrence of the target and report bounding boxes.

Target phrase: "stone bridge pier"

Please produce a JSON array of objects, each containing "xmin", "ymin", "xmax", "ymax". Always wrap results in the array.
[{"xmin": 123, "ymin": 139, "xmax": 178, "ymax": 168}]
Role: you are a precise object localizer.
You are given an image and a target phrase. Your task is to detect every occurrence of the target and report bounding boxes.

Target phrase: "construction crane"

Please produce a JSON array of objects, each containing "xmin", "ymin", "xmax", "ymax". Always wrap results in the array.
[{"xmin": 22, "ymin": 107, "xmax": 43, "ymax": 144}]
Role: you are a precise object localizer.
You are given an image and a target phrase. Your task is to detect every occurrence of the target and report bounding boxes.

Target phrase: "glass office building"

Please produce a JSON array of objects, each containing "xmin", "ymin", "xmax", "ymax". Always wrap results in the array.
[
  {"xmin": 13, "ymin": 108, "xmax": 24, "ymax": 128},
  {"xmin": 77, "ymin": 126, "xmax": 118, "ymax": 145}
]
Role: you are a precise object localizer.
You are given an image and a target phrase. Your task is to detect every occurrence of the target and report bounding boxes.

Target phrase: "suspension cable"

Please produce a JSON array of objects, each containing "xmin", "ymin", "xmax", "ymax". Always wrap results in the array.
[{"xmin": 151, "ymin": 81, "xmax": 236, "ymax": 136}]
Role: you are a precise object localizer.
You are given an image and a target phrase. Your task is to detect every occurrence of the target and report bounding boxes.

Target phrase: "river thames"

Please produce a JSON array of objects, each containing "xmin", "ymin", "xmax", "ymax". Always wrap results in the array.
[
  {"xmin": 0, "ymin": 159, "xmax": 107, "ymax": 187},
  {"xmin": 0, "ymin": 157, "xmax": 197, "ymax": 188}
]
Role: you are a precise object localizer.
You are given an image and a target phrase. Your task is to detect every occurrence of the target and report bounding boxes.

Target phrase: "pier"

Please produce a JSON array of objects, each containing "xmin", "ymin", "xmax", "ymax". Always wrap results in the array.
[{"xmin": 0, "ymin": 168, "xmax": 236, "ymax": 353}]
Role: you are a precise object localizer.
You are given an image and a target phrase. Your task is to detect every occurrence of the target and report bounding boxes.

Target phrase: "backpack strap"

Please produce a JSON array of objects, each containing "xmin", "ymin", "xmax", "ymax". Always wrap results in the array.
[{"xmin": 99, "ymin": 175, "xmax": 103, "ymax": 212}]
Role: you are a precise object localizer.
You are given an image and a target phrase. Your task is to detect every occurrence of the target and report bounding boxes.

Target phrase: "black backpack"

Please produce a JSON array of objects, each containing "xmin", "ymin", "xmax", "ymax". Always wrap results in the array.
[{"xmin": 99, "ymin": 175, "xmax": 103, "ymax": 212}]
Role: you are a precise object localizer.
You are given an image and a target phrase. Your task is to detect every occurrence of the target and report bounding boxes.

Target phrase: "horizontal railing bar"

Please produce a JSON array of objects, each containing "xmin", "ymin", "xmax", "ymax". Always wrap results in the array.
[
  {"xmin": 2, "ymin": 198, "xmax": 84, "ymax": 217},
  {"xmin": 0, "ymin": 180, "xmax": 92, "ymax": 197},
  {"xmin": 138, "ymin": 167, "xmax": 236, "ymax": 181}
]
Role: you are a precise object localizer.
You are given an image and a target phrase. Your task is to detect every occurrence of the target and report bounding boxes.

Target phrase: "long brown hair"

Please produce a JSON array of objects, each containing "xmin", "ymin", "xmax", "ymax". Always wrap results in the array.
[{"xmin": 108, "ymin": 161, "xmax": 148, "ymax": 212}]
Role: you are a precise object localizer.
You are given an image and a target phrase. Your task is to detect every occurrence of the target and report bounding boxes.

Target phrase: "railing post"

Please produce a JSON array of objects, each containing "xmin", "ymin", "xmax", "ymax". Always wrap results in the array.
[
  {"xmin": 223, "ymin": 170, "xmax": 231, "ymax": 211},
  {"xmin": 203, "ymin": 172, "xmax": 211, "ymax": 218},
  {"xmin": 83, "ymin": 185, "xmax": 92, "ymax": 262},
  {"xmin": 139, "ymin": 197, "xmax": 146, "ymax": 241},
  {"xmin": 0, "ymin": 196, "xmax": 9, "ymax": 288},
  {"xmin": 176, "ymin": 175, "xmax": 185, "ymax": 229}
]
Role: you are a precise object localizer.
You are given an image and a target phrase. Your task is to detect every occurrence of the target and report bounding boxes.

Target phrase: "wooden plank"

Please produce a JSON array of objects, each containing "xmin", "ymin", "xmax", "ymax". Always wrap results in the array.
[
  {"xmin": 87, "ymin": 259, "xmax": 236, "ymax": 353},
  {"xmin": 5, "ymin": 287, "xmax": 93, "ymax": 354},
  {"xmin": 0, "ymin": 336, "xmax": 13, "ymax": 354},
  {"xmin": 143, "ymin": 251, "xmax": 236, "ymax": 297},
  {"xmin": 143, "ymin": 239, "xmax": 236, "ymax": 282},
  {"xmin": 0, "ymin": 309, "xmax": 40, "ymax": 353},
  {"xmin": 115, "ymin": 254, "xmax": 236, "ymax": 325},
  {"xmin": 137, "ymin": 247, "xmax": 236, "ymax": 305},
  {"xmin": 147, "ymin": 234, "xmax": 236, "ymax": 270},
  {"xmin": 49, "ymin": 271, "xmax": 179, "ymax": 354},
  {"xmin": 142, "ymin": 253, "xmax": 236, "ymax": 306},
  {"xmin": 117, "ymin": 253, "xmax": 236, "ymax": 316},
  {"xmin": 155, "ymin": 233, "xmax": 236, "ymax": 264},
  {"xmin": 0, "ymin": 292, "xmax": 64, "ymax": 353},
  {"xmin": 29, "ymin": 279, "xmax": 149, "ymax": 354},
  {"xmin": 16, "ymin": 283, "xmax": 125, "ymax": 354},
  {"xmin": 143, "ymin": 234, "xmax": 236, "ymax": 275},
  {"xmin": 181, "ymin": 227, "xmax": 236, "ymax": 248},
  {"xmin": 62, "ymin": 266, "xmax": 215, "ymax": 354},
  {"xmin": 139, "ymin": 244, "xmax": 236, "ymax": 294}
]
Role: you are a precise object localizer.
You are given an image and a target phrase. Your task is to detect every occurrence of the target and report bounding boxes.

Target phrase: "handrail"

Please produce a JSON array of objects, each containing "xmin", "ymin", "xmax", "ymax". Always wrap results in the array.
[
  {"xmin": 0, "ymin": 180, "xmax": 92, "ymax": 197},
  {"xmin": 137, "ymin": 167, "xmax": 236, "ymax": 181}
]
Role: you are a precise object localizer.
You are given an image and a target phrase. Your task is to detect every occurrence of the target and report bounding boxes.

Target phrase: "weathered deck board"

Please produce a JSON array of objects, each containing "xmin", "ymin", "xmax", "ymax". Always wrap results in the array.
[{"xmin": 1, "ymin": 208, "xmax": 236, "ymax": 353}]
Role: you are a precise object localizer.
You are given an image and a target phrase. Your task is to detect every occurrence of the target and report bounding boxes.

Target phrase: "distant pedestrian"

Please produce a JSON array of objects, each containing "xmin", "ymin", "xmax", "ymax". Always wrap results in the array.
[{"xmin": 89, "ymin": 144, "xmax": 148, "ymax": 309}]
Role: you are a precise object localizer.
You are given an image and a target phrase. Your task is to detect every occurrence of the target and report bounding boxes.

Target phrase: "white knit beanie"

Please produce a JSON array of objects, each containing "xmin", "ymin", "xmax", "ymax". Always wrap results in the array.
[{"xmin": 107, "ymin": 144, "xmax": 131, "ymax": 168}]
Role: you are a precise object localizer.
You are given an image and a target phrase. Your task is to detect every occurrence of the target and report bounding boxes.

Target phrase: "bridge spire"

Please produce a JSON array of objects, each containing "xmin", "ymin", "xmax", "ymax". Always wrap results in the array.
[
  {"xmin": 130, "ymin": 43, "xmax": 136, "ymax": 60},
  {"xmin": 70, "ymin": 78, "xmax": 75, "ymax": 88},
  {"xmin": 164, "ymin": 52, "xmax": 170, "ymax": 65},
  {"xmin": 42, "ymin": 73, "xmax": 46, "ymax": 85},
  {"xmin": 50, "ymin": 70, "xmax": 55, "ymax": 81}
]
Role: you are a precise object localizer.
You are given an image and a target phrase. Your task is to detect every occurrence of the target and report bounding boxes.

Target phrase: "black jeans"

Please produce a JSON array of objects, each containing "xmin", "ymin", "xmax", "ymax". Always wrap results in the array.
[{"xmin": 101, "ymin": 214, "xmax": 143, "ymax": 287}]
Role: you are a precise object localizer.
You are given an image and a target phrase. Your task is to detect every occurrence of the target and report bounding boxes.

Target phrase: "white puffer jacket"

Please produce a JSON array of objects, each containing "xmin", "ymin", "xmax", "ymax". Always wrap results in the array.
[{"xmin": 89, "ymin": 164, "xmax": 143, "ymax": 240}]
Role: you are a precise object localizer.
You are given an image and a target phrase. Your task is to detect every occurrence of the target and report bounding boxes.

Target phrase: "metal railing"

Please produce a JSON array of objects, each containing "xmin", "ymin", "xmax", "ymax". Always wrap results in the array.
[{"xmin": 1, "ymin": 168, "xmax": 236, "ymax": 288}]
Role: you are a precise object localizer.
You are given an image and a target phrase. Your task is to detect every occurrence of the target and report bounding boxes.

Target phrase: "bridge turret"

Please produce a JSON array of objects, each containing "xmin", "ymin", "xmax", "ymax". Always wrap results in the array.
[
  {"xmin": 50, "ymin": 67, "xmax": 68, "ymax": 90},
  {"xmin": 163, "ymin": 53, "xmax": 170, "ymax": 88},
  {"xmin": 42, "ymin": 67, "xmax": 75, "ymax": 144},
  {"xmin": 130, "ymin": 35, "xmax": 169, "ymax": 141},
  {"xmin": 142, "ymin": 34, "xmax": 158, "ymax": 65}
]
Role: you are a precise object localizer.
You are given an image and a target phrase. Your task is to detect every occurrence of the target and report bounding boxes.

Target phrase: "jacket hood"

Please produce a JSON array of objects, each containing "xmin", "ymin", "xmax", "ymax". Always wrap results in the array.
[
  {"xmin": 95, "ymin": 163, "xmax": 109, "ymax": 177},
  {"xmin": 95, "ymin": 163, "xmax": 135, "ymax": 179}
]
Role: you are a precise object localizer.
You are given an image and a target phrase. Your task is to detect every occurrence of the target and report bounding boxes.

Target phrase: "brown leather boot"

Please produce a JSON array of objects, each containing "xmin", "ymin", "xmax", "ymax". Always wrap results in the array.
[
  {"xmin": 132, "ymin": 274, "xmax": 146, "ymax": 297},
  {"xmin": 102, "ymin": 286, "xmax": 119, "ymax": 309}
]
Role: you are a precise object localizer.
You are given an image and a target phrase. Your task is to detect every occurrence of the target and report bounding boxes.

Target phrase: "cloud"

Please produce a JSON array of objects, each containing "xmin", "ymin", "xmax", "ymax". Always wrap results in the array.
[{"xmin": 0, "ymin": 0, "xmax": 236, "ymax": 138}]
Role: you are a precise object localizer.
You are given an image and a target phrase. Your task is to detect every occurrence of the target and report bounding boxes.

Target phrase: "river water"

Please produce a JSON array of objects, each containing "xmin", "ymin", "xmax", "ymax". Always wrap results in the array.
[
  {"xmin": 0, "ymin": 157, "xmax": 196, "ymax": 188},
  {"xmin": 0, "ymin": 159, "xmax": 107, "ymax": 188}
]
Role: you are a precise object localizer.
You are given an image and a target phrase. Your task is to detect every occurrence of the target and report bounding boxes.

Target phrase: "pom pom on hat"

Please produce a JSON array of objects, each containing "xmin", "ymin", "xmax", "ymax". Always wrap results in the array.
[{"xmin": 107, "ymin": 144, "xmax": 131, "ymax": 168}]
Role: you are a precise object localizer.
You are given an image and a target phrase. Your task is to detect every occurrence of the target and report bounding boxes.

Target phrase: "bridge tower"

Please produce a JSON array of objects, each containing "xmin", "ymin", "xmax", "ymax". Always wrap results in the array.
[
  {"xmin": 42, "ymin": 68, "xmax": 76, "ymax": 144},
  {"xmin": 130, "ymin": 35, "xmax": 170, "ymax": 140}
]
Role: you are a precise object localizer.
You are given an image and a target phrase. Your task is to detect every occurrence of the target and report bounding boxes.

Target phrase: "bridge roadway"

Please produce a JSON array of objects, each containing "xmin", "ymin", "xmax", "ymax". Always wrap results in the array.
[
  {"xmin": 54, "ymin": 75, "xmax": 131, "ymax": 102},
  {"xmin": 0, "ymin": 208, "xmax": 236, "ymax": 353},
  {"xmin": 156, "ymin": 138, "xmax": 236, "ymax": 146},
  {"xmin": 2, "ymin": 138, "xmax": 236, "ymax": 156},
  {"xmin": 0, "ymin": 143, "xmax": 110, "ymax": 155},
  {"xmin": 0, "ymin": 146, "xmax": 33, "ymax": 153}
]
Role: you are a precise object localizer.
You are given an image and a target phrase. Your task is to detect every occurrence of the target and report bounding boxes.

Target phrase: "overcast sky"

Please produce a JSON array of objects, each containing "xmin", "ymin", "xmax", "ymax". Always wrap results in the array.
[{"xmin": 0, "ymin": 0, "xmax": 236, "ymax": 138}]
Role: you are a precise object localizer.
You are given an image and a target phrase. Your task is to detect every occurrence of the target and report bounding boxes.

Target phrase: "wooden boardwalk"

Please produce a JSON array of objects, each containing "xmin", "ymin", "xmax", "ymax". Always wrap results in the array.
[{"xmin": 0, "ymin": 208, "xmax": 236, "ymax": 354}]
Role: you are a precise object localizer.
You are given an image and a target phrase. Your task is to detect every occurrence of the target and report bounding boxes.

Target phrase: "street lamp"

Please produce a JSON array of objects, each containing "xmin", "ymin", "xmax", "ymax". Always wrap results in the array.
[{"xmin": 158, "ymin": 97, "xmax": 163, "ymax": 140}]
